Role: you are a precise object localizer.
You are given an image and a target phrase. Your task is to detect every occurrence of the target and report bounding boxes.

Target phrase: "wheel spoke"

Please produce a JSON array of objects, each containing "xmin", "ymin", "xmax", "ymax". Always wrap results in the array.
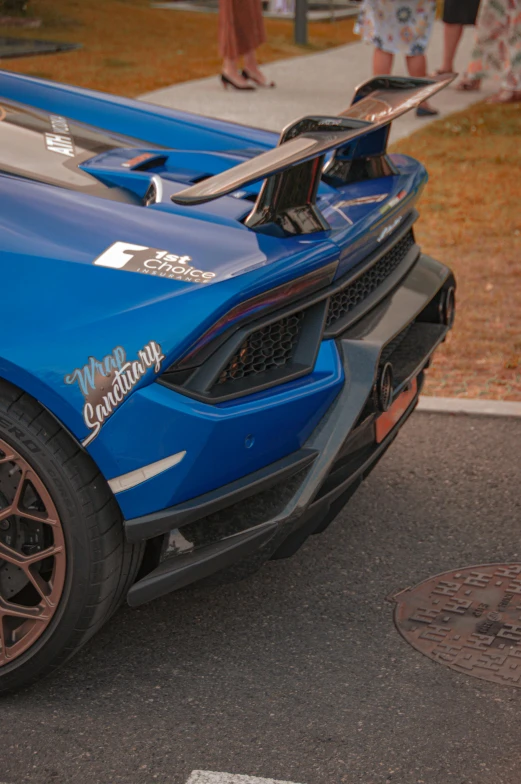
[
  {"xmin": 18, "ymin": 509, "xmax": 59, "ymax": 526},
  {"xmin": 0, "ymin": 541, "xmax": 63, "ymax": 568},
  {"xmin": 0, "ymin": 504, "xmax": 14, "ymax": 523},
  {"xmin": 26, "ymin": 568, "xmax": 53, "ymax": 607},
  {"xmin": 0, "ymin": 595, "xmax": 48, "ymax": 622},
  {"xmin": 0, "ymin": 462, "xmax": 57, "ymax": 526},
  {"xmin": 10, "ymin": 466, "xmax": 27, "ymax": 514},
  {"xmin": 0, "ymin": 540, "xmax": 23, "ymax": 566},
  {"xmin": 24, "ymin": 545, "xmax": 64, "ymax": 567}
]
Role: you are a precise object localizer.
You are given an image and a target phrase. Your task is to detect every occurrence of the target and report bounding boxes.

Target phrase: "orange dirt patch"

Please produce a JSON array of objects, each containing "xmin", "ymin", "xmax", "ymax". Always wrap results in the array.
[
  {"xmin": 392, "ymin": 101, "xmax": 521, "ymax": 400},
  {"xmin": 0, "ymin": 0, "xmax": 357, "ymax": 96}
]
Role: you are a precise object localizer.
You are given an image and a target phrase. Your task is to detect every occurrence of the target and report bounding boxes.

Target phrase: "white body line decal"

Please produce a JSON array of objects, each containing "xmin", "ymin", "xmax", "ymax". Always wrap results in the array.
[
  {"xmin": 108, "ymin": 451, "xmax": 187, "ymax": 494},
  {"xmin": 64, "ymin": 341, "xmax": 165, "ymax": 447},
  {"xmin": 94, "ymin": 241, "xmax": 216, "ymax": 284},
  {"xmin": 326, "ymin": 203, "xmax": 353, "ymax": 225},
  {"xmin": 337, "ymin": 193, "xmax": 388, "ymax": 208}
]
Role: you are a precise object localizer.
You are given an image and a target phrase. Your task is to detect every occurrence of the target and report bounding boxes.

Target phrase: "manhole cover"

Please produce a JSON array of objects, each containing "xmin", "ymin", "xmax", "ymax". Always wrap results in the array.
[{"xmin": 394, "ymin": 564, "xmax": 521, "ymax": 687}]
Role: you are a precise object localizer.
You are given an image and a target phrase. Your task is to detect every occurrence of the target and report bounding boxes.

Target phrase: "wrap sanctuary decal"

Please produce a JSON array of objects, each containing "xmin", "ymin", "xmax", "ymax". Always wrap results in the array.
[
  {"xmin": 65, "ymin": 341, "xmax": 165, "ymax": 446},
  {"xmin": 94, "ymin": 242, "xmax": 216, "ymax": 284},
  {"xmin": 44, "ymin": 115, "xmax": 75, "ymax": 158}
]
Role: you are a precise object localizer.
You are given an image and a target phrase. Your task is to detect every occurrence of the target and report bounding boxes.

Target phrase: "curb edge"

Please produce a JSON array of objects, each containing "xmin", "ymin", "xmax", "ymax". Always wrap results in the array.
[{"xmin": 417, "ymin": 396, "xmax": 521, "ymax": 418}]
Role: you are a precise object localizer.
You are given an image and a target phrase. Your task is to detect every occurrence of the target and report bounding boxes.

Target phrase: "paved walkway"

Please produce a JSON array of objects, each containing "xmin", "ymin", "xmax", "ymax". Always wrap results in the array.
[{"xmin": 140, "ymin": 21, "xmax": 495, "ymax": 140}]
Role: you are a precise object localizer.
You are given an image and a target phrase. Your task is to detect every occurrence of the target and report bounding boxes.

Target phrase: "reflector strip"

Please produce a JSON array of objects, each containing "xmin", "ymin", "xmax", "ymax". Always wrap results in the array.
[{"xmin": 108, "ymin": 451, "xmax": 186, "ymax": 494}]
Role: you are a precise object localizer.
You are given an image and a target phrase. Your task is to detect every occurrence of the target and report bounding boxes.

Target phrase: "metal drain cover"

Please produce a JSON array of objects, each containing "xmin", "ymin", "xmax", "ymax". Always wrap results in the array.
[{"xmin": 394, "ymin": 564, "xmax": 521, "ymax": 687}]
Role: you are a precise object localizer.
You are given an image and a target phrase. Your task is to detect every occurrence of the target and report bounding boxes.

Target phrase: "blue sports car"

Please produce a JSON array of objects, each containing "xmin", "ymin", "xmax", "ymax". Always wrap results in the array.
[{"xmin": 0, "ymin": 70, "xmax": 455, "ymax": 693}]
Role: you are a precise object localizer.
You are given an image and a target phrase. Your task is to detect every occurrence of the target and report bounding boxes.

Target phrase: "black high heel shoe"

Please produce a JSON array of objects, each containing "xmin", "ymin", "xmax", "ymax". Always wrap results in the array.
[
  {"xmin": 221, "ymin": 73, "xmax": 255, "ymax": 91},
  {"xmin": 241, "ymin": 68, "xmax": 275, "ymax": 88}
]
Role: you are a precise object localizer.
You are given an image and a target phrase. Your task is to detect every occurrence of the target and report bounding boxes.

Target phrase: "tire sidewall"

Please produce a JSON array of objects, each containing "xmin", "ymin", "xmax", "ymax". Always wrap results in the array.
[{"xmin": 0, "ymin": 410, "xmax": 102, "ymax": 690}]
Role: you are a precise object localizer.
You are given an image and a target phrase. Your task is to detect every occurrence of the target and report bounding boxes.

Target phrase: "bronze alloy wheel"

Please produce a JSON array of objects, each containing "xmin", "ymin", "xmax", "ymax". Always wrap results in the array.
[
  {"xmin": 0, "ymin": 437, "xmax": 66, "ymax": 667},
  {"xmin": 0, "ymin": 379, "xmax": 144, "ymax": 695}
]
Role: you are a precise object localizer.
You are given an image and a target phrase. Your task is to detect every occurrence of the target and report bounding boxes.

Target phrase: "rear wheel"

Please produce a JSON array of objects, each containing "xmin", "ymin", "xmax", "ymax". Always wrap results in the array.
[{"xmin": 0, "ymin": 380, "xmax": 142, "ymax": 695}]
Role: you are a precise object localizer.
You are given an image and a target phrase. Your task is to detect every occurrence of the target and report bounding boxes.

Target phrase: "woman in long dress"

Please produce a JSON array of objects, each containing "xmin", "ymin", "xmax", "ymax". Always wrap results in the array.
[
  {"xmin": 460, "ymin": 0, "xmax": 521, "ymax": 102},
  {"xmin": 355, "ymin": 0, "xmax": 438, "ymax": 115},
  {"xmin": 219, "ymin": 0, "xmax": 275, "ymax": 90}
]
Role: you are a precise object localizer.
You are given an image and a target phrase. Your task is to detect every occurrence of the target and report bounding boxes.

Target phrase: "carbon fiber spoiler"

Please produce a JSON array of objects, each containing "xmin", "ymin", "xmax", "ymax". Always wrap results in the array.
[{"xmin": 172, "ymin": 75, "xmax": 453, "ymax": 234}]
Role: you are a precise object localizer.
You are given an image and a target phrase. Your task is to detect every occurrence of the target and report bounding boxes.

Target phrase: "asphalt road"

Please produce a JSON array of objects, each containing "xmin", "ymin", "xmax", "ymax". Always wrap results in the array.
[{"xmin": 2, "ymin": 412, "xmax": 520, "ymax": 784}]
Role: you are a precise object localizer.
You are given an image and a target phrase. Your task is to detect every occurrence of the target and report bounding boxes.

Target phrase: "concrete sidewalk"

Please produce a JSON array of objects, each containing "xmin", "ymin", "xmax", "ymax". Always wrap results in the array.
[{"xmin": 140, "ymin": 21, "xmax": 494, "ymax": 140}]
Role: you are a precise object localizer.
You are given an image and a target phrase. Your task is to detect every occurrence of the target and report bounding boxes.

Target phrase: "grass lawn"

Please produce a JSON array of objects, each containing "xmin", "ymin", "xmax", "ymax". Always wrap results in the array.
[
  {"xmin": 1, "ymin": 2, "xmax": 519, "ymax": 400},
  {"xmin": 393, "ymin": 103, "xmax": 521, "ymax": 401},
  {"xmin": 0, "ymin": 0, "xmax": 357, "ymax": 95}
]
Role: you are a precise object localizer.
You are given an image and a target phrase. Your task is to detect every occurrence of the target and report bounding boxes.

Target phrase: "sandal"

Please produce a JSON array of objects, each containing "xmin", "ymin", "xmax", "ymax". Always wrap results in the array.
[
  {"xmin": 241, "ymin": 68, "xmax": 276, "ymax": 89},
  {"xmin": 431, "ymin": 68, "xmax": 456, "ymax": 78},
  {"xmin": 456, "ymin": 77, "xmax": 481, "ymax": 91}
]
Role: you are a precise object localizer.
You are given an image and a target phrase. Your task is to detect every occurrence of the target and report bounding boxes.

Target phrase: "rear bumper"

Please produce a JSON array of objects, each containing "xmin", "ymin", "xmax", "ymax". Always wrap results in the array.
[{"xmin": 126, "ymin": 252, "xmax": 454, "ymax": 607}]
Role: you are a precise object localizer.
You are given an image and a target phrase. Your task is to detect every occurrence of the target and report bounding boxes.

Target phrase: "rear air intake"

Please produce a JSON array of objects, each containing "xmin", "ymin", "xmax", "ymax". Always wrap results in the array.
[
  {"xmin": 217, "ymin": 312, "xmax": 305, "ymax": 386},
  {"xmin": 325, "ymin": 230, "xmax": 415, "ymax": 329}
]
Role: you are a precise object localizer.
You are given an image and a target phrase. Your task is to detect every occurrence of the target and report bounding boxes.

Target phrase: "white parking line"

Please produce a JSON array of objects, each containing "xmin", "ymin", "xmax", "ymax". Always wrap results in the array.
[{"xmin": 187, "ymin": 773, "xmax": 304, "ymax": 784}]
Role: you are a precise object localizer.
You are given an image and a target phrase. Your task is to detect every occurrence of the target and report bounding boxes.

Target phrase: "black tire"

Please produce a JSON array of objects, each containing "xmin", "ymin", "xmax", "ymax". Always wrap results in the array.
[{"xmin": 0, "ymin": 379, "xmax": 143, "ymax": 695}]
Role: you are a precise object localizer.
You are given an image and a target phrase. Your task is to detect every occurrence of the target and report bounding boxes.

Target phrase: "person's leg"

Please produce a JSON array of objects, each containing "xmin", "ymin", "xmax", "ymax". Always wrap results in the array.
[
  {"xmin": 406, "ymin": 53, "xmax": 427, "ymax": 78},
  {"xmin": 406, "ymin": 54, "xmax": 437, "ymax": 113},
  {"xmin": 504, "ymin": 5, "xmax": 521, "ymax": 96},
  {"xmin": 243, "ymin": 48, "xmax": 259, "ymax": 73},
  {"xmin": 459, "ymin": 0, "xmax": 498, "ymax": 90},
  {"xmin": 373, "ymin": 47, "xmax": 393, "ymax": 75},
  {"xmin": 222, "ymin": 56, "xmax": 251, "ymax": 87},
  {"xmin": 219, "ymin": 0, "xmax": 251, "ymax": 88},
  {"xmin": 243, "ymin": 48, "xmax": 273, "ymax": 86},
  {"xmin": 488, "ymin": 5, "xmax": 521, "ymax": 101},
  {"xmin": 441, "ymin": 23, "xmax": 463, "ymax": 72}
]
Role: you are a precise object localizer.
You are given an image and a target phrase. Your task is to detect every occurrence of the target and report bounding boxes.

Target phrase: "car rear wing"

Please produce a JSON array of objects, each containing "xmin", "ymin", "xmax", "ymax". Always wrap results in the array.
[{"xmin": 171, "ymin": 75, "xmax": 453, "ymax": 235}]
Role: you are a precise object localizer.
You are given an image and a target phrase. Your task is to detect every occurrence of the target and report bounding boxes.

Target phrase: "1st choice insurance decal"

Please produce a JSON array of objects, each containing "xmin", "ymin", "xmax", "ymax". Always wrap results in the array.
[{"xmin": 94, "ymin": 242, "xmax": 216, "ymax": 284}]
